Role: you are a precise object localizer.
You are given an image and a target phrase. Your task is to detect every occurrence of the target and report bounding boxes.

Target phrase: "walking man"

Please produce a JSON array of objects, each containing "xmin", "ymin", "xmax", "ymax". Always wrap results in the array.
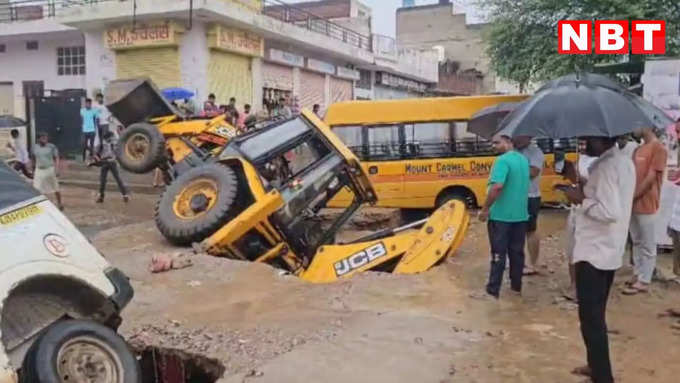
[
  {"xmin": 513, "ymin": 136, "xmax": 544, "ymax": 275},
  {"xmin": 80, "ymin": 98, "xmax": 99, "ymax": 162},
  {"xmin": 561, "ymin": 137, "xmax": 635, "ymax": 383},
  {"xmin": 95, "ymin": 131, "xmax": 129, "ymax": 203},
  {"xmin": 479, "ymin": 134, "xmax": 530, "ymax": 298},
  {"xmin": 31, "ymin": 132, "xmax": 63, "ymax": 210},
  {"xmin": 624, "ymin": 126, "xmax": 667, "ymax": 295}
]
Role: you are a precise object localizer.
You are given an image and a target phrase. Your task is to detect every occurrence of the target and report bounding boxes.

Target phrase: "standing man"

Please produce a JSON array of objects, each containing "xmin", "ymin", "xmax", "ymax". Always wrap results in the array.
[
  {"xmin": 624, "ymin": 127, "xmax": 667, "ymax": 295},
  {"xmin": 561, "ymin": 137, "xmax": 635, "ymax": 383},
  {"xmin": 312, "ymin": 104, "xmax": 322, "ymax": 118},
  {"xmin": 80, "ymin": 98, "xmax": 99, "ymax": 162},
  {"xmin": 203, "ymin": 93, "xmax": 218, "ymax": 117},
  {"xmin": 479, "ymin": 134, "xmax": 530, "ymax": 298},
  {"xmin": 95, "ymin": 93, "xmax": 112, "ymax": 143},
  {"xmin": 31, "ymin": 132, "xmax": 63, "ymax": 210},
  {"xmin": 514, "ymin": 136, "xmax": 545, "ymax": 275},
  {"xmin": 6, "ymin": 129, "xmax": 31, "ymax": 178},
  {"xmin": 95, "ymin": 131, "xmax": 129, "ymax": 203},
  {"xmin": 667, "ymin": 169, "xmax": 680, "ymax": 281},
  {"xmin": 279, "ymin": 97, "xmax": 292, "ymax": 118}
]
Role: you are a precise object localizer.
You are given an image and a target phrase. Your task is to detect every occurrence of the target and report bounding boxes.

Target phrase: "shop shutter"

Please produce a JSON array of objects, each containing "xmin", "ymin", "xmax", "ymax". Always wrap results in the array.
[
  {"xmin": 300, "ymin": 70, "xmax": 324, "ymax": 110},
  {"xmin": 208, "ymin": 50, "xmax": 253, "ymax": 108},
  {"xmin": 262, "ymin": 62, "xmax": 293, "ymax": 91},
  {"xmin": 330, "ymin": 77, "xmax": 353, "ymax": 104},
  {"xmin": 115, "ymin": 47, "xmax": 180, "ymax": 89}
]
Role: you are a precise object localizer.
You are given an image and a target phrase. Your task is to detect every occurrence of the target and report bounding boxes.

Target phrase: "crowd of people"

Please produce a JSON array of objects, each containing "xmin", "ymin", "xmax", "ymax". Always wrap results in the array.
[{"xmin": 480, "ymin": 118, "xmax": 680, "ymax": 383}]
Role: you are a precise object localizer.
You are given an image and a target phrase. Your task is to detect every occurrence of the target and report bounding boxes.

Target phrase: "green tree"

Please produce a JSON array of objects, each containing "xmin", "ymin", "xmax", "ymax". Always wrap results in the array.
[{"xmin": 482, "ymin": 0, "xmax": 680, "ymax": 89}]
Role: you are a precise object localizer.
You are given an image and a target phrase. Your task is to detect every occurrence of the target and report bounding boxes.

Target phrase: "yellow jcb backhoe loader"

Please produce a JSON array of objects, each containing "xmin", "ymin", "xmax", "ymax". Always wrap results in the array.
[
  {"xmin": 153, "ymin": 110, "xmax": 470, "ymax": 283},
  {"xmin": 105, "ymin": 78, "xmax": 241, "ymax": 183}
]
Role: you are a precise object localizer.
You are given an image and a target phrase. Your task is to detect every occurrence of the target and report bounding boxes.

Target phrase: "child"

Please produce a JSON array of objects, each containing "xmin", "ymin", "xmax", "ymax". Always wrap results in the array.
[{"xmin": 95, "ymin": 131, "xmax": 129, "ymax": 203}]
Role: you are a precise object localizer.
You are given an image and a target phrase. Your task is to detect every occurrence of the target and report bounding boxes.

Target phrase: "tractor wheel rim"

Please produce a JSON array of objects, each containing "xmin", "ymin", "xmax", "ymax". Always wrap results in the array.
[
  {"xmin": 56, "ymin": 336, "xmax": 123, "ymax": 383},
  {"xmin": 125, "ymin": 133, "xmax": 150, "ymax": 161},
  {"xmin": 173, "ymin": 178, "xmax": 219, "ymax": 220}
]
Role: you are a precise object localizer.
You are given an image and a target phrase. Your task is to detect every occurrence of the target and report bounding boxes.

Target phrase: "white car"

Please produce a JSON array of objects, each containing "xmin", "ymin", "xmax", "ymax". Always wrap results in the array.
[{"xmin": 0, "ymin": 161, "xmax": 139, "ymax": 382}]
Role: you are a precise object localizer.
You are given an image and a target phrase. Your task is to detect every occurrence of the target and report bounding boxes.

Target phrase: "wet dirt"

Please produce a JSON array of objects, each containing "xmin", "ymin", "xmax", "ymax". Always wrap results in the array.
[{"xmin": 58, "ymin": 186, "xmax": 680, "ymax": 382}]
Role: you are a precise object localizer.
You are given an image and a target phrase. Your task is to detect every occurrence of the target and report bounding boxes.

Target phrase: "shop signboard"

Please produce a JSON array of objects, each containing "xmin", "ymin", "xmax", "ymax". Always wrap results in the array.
[
  {"xmin": 268, "ymin": 49, "xmax": 304, "ymax": 67},
  {"xmin": 306, "ymin": 58, "xmax": 335, "ymax": 75},
  {"xmin": 105, "ymin": 21, "xmax": 181, "ymax": 49}
]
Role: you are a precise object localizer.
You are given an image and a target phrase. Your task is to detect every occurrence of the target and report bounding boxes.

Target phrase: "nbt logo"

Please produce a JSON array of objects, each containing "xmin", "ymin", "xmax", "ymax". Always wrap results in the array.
[{"xmin": 558, "ymin": 20, "xmax": 665, "ymax": 55}]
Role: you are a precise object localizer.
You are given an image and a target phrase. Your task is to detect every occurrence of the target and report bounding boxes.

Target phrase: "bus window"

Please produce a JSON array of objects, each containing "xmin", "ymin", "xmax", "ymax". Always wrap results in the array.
[
  {"xmin": 334, "ymin": 125, "xmax": 363, "ymax": 153},
  {"xmin": 403, "ymin": 122, "xmax": 451, "ymax": 158},
  {"xmin": 366, "ymin": 125, "xmax": 401, "ymax": 160}
]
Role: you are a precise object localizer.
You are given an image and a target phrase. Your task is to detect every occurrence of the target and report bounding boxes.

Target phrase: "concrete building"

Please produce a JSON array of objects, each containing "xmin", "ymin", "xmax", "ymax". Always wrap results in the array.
[
  {"xmin": 277, "ymin": 0, "xmax": 437, "ymax": 100},
  {"xmin": 396, "ymin": 0, "xmax": 518, "ymax": 94},
  {"xmin": 1, "ymin": 0, "xmax": 438, "ymax": 126}
]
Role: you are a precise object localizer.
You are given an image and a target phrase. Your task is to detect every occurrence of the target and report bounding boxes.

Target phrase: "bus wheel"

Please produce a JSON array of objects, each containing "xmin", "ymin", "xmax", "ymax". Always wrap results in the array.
[{"xmin": 435, "ymin": 189, "xmax": 473, "ymax": 209}]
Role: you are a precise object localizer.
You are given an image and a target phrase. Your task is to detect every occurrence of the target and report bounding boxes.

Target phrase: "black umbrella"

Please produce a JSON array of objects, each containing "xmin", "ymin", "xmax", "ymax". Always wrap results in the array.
[
  {"xmin": 537, "ymin": 72, "xmax": 628, "ymax": 93},
  {"xmin": 468, "ymin": 101, "xmax": 522, "ymax": 139},
  {"xmin": 622, "ymin": 92, "xmax": 674, "ymax": 131},
  {"xmin": 0, "ymin": 115, "xmax": 26, "ymax": 128},
  {"xmin": 497, "ymin": 74, "xmax": 661, "ymax": 139}
]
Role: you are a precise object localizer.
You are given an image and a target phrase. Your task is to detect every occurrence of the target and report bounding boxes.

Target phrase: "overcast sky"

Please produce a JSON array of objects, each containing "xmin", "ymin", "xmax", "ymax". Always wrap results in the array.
[{"xmin": 287, "ymin": 0, "xmax": 441, "ymax": 37}]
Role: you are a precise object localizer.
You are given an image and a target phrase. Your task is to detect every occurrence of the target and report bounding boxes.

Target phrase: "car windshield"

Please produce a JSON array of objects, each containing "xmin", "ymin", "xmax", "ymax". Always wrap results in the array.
[{"xmin": 0, "ymin": 161, "xmax": 40, "ymax": 211}]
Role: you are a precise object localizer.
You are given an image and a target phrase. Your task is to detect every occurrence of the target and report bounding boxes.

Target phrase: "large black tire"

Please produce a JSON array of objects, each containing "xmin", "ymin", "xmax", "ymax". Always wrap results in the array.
[
  {"xmin": 20, "ymin": 319, "xmax": 141, "ymax": 383},
  {"xmin": 155, "ymin": 163, "xmax": 238, "ymax": 245},
  {"xmin": 116, "ymin": 122, "xmax": 166, "ymax": 174},
  {"xmin": 435, "ymin": 188, "xmax": 473, "ymax": 209}
]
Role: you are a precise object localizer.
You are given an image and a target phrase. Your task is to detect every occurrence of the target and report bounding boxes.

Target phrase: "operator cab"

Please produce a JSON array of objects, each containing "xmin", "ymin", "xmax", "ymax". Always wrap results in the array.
[{"xmin": 220, "ymin": 115, "xmax": 367, "ymax": 260}]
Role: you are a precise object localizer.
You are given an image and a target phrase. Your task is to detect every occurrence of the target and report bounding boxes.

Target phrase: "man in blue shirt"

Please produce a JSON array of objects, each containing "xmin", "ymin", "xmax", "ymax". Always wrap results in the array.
[{"xmin": 80, "ymin": 98, "xmax": 99, "ymax": 162}]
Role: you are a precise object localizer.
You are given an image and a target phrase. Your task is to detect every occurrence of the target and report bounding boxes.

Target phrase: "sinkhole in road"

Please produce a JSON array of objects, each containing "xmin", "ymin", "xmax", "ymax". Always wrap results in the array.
[{"xmin": 137, "ymin": 346, "xmax": 225, "ymax": 383}]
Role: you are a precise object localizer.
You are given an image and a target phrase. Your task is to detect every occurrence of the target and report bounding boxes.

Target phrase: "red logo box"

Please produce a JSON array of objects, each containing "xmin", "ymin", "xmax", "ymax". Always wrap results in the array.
[
  {"xmin": 595, "ymin": 20, "xmax": 629, "ymax": 54},
  {"xmin": 558, "ymin": 20, "xmax": 592, "ymax": 54},
  {"xmin": 631, "ymin": 20, "xmax": 666, "ymax": 54}
]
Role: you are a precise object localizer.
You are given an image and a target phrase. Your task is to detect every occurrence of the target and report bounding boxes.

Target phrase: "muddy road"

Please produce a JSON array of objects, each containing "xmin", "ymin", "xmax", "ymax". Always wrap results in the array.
[{"xmin": 60, "ymin": 186, "xmax": 680, "ymax": 382}]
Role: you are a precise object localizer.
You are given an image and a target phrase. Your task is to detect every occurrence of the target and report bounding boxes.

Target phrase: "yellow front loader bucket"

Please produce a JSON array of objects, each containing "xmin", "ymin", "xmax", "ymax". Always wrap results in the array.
[{"xmin": 300, "ymin": 200, "xmax": 469, "ymax": 283}]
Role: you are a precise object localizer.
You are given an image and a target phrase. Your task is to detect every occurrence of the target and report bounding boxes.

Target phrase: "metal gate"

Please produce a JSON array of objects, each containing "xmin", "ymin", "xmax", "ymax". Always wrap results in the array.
[{"xmin": 31, "ymin": 95, "xmax": 83, "ymax": 155}]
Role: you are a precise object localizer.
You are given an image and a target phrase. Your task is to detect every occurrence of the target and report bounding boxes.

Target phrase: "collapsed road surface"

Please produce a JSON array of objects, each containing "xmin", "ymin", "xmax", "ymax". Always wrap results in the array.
[{"xmin": 61, "ymin": 185, "xmax": 680, "ymax": 382}]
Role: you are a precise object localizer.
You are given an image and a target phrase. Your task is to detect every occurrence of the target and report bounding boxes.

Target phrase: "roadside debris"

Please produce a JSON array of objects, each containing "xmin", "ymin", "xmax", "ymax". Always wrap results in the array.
[{"xmin": 149, "ymin": 251, "xmax": 194, "ymax": 273}]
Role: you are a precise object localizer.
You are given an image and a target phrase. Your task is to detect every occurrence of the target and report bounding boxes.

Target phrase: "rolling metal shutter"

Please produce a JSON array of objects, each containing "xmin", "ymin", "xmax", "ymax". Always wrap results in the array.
[
  {"xmin": 330, "ymin": 77, "xmax": 353, "ymax": 104},
  {"xmin": 115, "ymin": 47, "xmax": 180, "ymax": 89},
  {"xmin": 262, "ymin": 62, "xmax": 293, "ymax": 91},
  {"xmin": 208, "ymin": 50, "xmax": 253, "ymax": 107},
  {"xmin": 300, "ymin": 70, "xmax": 325, "ymax": 110}
]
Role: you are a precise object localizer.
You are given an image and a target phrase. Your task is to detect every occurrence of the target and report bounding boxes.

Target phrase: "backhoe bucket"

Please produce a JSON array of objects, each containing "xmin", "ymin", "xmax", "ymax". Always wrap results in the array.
[
  {"xmin": 105, "ymin": 77, "xmax": 183, "ymax": 127},
  {"xmin": 300, "ymin": 200, "xmax": 469, "ymax": 283}
]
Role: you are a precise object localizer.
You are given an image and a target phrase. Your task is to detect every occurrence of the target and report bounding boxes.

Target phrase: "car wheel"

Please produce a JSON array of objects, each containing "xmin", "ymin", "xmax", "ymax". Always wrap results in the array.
[{"xmin": 20, "ymin": 319, "xmax": 140, "ymax": 383}]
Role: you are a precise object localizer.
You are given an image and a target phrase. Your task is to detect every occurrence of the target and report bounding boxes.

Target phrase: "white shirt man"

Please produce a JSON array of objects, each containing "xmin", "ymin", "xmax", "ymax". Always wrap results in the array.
[{"xmin": 572, "ymin": 146, "xmax": 635, "ymax": 269}]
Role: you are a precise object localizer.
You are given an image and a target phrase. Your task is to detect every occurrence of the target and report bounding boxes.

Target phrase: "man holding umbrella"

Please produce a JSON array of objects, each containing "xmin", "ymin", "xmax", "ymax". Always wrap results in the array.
[{"xmin": 562, "ymin": 137, "xmax": 635, "ymax": 383}]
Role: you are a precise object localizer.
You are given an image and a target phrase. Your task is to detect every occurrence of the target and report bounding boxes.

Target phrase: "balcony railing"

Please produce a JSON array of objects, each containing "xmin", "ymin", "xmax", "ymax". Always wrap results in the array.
[
  {"xmin": 263, "ymin": 0, "xmax": 371, "ymax": 51},
  {"xmin": 0, "ymin": 0, "xmax": 112, "ymax": 23},
  {"xmin": 2, "ymin": 0, "xmax": 372, "ymax": 52}
]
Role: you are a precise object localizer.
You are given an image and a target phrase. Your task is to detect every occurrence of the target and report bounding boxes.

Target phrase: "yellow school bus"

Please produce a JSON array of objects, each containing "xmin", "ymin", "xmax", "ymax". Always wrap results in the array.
[{"xmin": 325, "ymin": 96, "xmax": 578, "ymax": 209}]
